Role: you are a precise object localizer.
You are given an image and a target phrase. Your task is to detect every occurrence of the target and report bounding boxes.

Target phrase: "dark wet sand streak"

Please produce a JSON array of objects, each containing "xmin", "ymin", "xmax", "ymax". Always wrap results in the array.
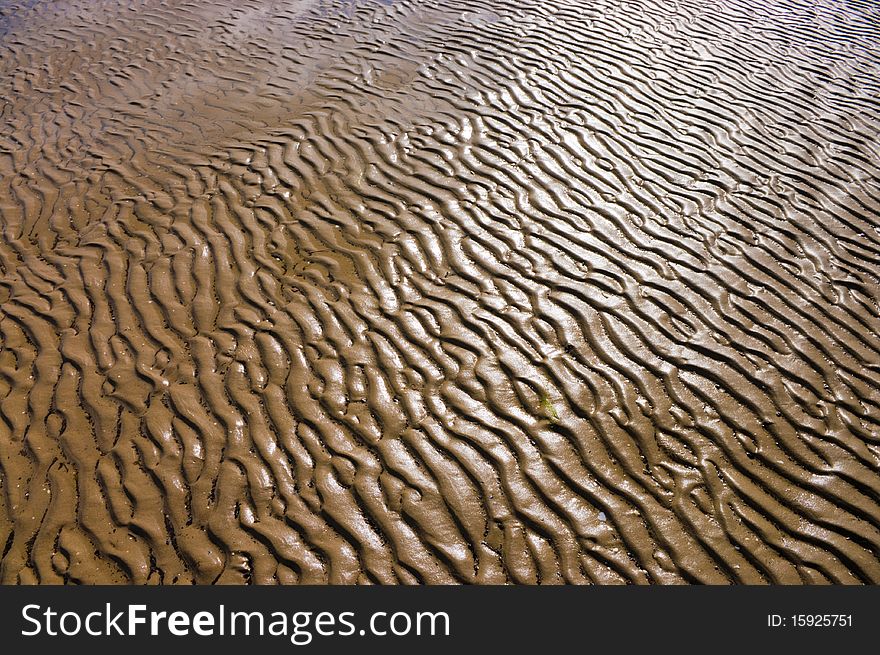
[{"xmin": 0, "ymin": 0, "xmax": 879, "ymax": 584}]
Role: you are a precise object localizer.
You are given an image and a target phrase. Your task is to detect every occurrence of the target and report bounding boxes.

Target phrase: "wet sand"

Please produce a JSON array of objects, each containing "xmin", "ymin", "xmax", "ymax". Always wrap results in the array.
[{"xmin": 0, "ymin": 0, "xmax": 879, "ymax": 584}]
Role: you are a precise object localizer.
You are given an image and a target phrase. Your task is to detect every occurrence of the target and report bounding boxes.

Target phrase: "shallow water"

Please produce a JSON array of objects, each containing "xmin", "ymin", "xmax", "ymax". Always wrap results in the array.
[{"xmin": 0, "ymin": 0, "xmax": 879, "ymax": 584}]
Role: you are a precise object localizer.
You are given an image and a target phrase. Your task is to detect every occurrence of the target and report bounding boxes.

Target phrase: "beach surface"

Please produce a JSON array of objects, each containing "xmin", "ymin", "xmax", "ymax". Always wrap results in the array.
[{"xmin": 0, "ymin": 0, "xmax": 879, "ymax": 584}]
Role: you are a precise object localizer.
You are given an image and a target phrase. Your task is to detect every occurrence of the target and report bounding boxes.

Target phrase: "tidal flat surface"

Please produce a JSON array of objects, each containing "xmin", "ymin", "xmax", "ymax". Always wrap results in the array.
[{"xmin": 0, "ymin": 0, "xmax": 879, "ymax": 584}]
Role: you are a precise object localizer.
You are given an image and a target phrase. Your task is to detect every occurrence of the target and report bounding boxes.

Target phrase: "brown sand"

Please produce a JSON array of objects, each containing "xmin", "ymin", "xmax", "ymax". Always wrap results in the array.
[{"xmin": 0, "ymin": 0, "xmax": 878, "ymax": 584}]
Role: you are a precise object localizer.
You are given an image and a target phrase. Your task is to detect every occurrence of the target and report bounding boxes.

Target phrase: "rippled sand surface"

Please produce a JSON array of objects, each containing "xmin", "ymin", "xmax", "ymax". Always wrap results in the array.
[{"xmin": 1, "ymin": 0, "xmax": 879, "ymax": 584}]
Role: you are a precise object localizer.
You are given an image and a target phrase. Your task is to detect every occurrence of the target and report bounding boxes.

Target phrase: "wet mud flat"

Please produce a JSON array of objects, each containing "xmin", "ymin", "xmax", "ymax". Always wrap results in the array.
[{"xmin": 0, "ymin": 0, "xmax": 879, "ymax": 584}]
